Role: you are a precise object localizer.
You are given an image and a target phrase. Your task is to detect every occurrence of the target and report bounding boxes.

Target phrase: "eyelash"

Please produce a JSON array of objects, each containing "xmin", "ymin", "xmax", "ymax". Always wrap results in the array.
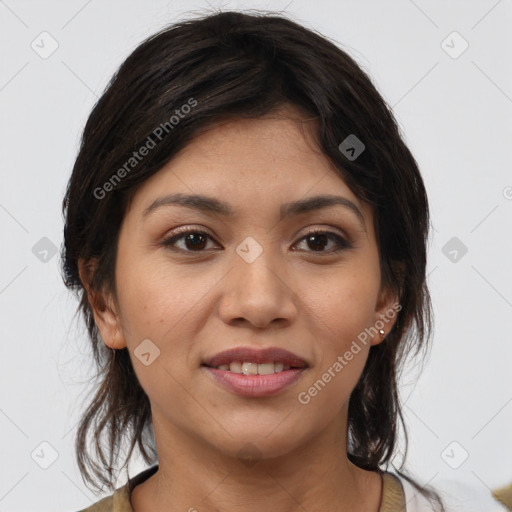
[{"xmin": 160, "ymin": 227, "xmax": 352, "ymax": 255}]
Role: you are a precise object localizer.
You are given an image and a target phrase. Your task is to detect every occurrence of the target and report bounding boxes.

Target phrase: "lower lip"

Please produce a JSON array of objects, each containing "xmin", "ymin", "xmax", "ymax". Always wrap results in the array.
[{"xmin": 202, "ymin": 366, "xmax": 306, "ymax": 397}]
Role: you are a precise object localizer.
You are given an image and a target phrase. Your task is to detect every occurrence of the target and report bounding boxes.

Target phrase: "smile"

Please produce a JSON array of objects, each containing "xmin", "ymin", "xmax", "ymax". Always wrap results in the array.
[
  {"xmin": 202, "ymin": 365, "xmax": 308, "ymax": 397},
  {"xmin": 211, "ymin": 361, "xmax": 291, "ymax": 374}
]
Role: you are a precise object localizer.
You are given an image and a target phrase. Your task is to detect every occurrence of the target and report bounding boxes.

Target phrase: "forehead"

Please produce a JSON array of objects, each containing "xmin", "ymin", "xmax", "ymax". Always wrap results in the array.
[
  {"xmin": 186, "ymin": 107, "xmax": 319, "ymax": 159},
  {"xmin": 125, "ymin": 112, "xmax": 371, "ymax": 226}
]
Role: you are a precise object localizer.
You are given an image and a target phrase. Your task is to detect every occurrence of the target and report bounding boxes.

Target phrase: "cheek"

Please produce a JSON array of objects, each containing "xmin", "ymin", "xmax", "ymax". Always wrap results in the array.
[
  {"xmin": 116, "ymin": 253, "xmax": 191, "ymax": 332},
  {"xmin": 298, "ymin": 298, "xmax": 373, "ymax": 418},
  {"xmin": 115, "ymin": 255, "xmax": 222, "ymax": 368},
  {"xmin": 299, "ymin": 268, "xmax": 378, "ymax": 400},
  {"xmin": 306, "ymin": 268, "xmax": 379, "ymax": 344},
  {"xmin": 114, "ymin": 260, "xmax": 203, "ymax": 414}
]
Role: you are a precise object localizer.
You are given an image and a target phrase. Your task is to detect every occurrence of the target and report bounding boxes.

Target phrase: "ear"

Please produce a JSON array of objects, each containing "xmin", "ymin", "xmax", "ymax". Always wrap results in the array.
[
  {"xmin": 78, "ymin": 257, "xmax": 127, "ymax": 349},
  {"xmin": 370, "ymin": 262, "xmax": 403, "ymax": 347}
]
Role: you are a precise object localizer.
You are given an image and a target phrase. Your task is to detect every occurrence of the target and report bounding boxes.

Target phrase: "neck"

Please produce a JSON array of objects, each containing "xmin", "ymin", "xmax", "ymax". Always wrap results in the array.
[{"xmin": 130, "ymin": 413, "xmax": 383, "ymax": 512}]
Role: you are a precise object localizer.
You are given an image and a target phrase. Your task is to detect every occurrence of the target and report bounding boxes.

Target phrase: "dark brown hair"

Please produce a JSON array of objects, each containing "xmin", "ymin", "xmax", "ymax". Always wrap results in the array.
[{"xmin": 61, "ymin": 8, "xmax": 440, "ymax": 507}]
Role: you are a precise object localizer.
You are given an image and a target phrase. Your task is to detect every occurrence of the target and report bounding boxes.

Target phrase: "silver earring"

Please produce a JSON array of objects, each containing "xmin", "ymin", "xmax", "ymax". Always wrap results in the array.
[{"xmin": 378, "ymin": 329, "xmax": 385, "ymax": 337}]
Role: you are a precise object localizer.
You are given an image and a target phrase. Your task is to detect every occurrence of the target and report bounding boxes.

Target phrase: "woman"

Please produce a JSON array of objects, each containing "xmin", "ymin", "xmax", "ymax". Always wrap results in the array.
[{"xmin": 61, "ymin": 10, "xmax": 504, "ymax": 512}]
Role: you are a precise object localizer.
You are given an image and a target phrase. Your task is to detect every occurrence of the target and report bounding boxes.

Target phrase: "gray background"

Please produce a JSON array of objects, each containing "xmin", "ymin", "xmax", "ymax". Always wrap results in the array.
[{"xmin": 0, "ymin": 0, "xmax": 511, "ymax": 510}]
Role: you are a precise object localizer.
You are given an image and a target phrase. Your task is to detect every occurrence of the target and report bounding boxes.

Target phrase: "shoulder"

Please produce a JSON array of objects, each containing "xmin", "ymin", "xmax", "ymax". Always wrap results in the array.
[
  {"xmin": 73, "ymin": 465, "xmax": 159, "ymax": 512},
  {"xmin": 432, "ymin": 478, "xmax": 510, "ymax": 512},
  {"xmin": 393, "ymin": 473, "xmax": 509, "ymax": 512},
  {"xmin": 493, "ymin": 482, "xmax": 512, "ymax": 511},
  {"xmin": 73, "ymin": 485, "xmax": 130, "ymax": 512},
  {"xmin": 75, "ymin": 494, "xmax": 114, "ymax": 512},
  {"xmin": 380, "ymin": 472, "xmax": 407, "ymax": 511}
]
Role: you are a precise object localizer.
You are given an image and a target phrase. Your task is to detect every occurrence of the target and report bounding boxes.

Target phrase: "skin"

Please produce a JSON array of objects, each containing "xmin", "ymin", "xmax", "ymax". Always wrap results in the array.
[{"xmin": 80, "ymin": 105, "xmax": 398, "ymax": 512}]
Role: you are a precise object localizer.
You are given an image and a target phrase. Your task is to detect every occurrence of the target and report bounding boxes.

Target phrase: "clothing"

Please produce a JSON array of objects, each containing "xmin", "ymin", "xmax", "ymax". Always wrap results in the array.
[
  {"xmin": 76, "ymin": 465, "xmax": 406, "ymax": 511},
  {"xmin": 493, "ymin": 482, "xmax": 512, "ymax": 511},
  {"xmin": 75, "ymin": 465, "xmax": 508, "ymax": 511},
  {"xmin": 399, "ymin": 476, "xmax": 509, "ymax": 512},
  {"xmin": 79, "ymin": 465, "xmax": 405, "ymax": 512}
]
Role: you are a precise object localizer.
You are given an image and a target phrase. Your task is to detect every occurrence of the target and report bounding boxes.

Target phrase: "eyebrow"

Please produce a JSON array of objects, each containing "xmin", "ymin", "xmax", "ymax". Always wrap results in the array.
[{"xmin": 142, "ymin": 192, "xmax": 366, "ymax": 229}]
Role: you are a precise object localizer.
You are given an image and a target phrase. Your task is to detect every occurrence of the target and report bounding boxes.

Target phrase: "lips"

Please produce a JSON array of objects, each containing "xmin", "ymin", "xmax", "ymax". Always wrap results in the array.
[
  {"xmin": 202, "ymin": 346, "xmax": 308, "ymax": 368},
  {"xmin": 201, "ymin": 347, "xmax": 309, "ymax": 397}
]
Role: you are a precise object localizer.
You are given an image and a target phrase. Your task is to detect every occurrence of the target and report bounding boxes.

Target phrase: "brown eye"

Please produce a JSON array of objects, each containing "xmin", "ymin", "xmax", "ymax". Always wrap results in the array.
[
  {"xmin": 161, "ymin": 229, "xmax": 217, "ymax": 252},
  {"xmin": 160, "ymin": 227, "xmax": 351, "ymax": 255},
  {"xmin": 294, "ymin": 230, "xmax": 351, "ymax": 254}
]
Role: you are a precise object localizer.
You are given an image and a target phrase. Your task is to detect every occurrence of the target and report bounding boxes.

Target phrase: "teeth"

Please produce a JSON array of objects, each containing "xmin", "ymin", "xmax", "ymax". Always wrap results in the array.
[
  {"xmin": 242, "ymin": 362, "xmax": 258, "ymax": 375},
  {"xmin": 274, "ymin": 362, "xmax": 284, "ymax": 373},
  {"xmin": 229, "ymin": 362, "xmax": 242, "ymax": 373},
  {"xmin": 257, "ymin": 363, "xmax": 275, "ymax": 375},
  {"xmin": 214, "ymin": 361, "xmax": 292, "ymax": 374}
]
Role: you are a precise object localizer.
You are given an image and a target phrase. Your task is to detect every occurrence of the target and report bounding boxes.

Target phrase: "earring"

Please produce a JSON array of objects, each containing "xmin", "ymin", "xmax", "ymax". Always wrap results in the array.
[{"xmin": 378, "ymin": 329, "xmax": 385, "ymax": 337}]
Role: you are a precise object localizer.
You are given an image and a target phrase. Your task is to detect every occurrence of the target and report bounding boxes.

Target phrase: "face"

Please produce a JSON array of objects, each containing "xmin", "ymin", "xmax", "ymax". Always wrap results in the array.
[{"xmin": 84, "ymin": 107, "xmax": 398, "ymax": 462}]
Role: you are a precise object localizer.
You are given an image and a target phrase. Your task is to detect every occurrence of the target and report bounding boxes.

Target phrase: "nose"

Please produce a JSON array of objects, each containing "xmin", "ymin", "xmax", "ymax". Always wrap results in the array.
[{"xmin": 217, "ymin": 247, "xmax": 298, "ymax": 330}]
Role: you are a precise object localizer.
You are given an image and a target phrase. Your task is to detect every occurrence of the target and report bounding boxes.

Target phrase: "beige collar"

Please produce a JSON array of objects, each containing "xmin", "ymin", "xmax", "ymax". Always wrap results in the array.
[{"xmin": 80, "ymin": 466, "xmax": 406, "ymax": 511}]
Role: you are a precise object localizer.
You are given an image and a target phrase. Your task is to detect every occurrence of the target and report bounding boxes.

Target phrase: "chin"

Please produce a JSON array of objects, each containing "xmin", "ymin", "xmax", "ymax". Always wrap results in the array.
[{"xmin": 203, "ymin": 424, "xmax": 312, "ymax": 463}]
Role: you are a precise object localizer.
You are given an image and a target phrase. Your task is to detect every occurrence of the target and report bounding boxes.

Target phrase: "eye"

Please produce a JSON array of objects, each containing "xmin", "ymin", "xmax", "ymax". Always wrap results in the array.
[
  {"xmin": 293, "ymin": 229, "xmax": 352, "ymax": 254},
  {"xmin": 160, "ymin": 227, "xmax": 218, "ymax": 252},
  {"xmin": 160, "ymin": 227, "xmax": 351, "ymax": 255}
]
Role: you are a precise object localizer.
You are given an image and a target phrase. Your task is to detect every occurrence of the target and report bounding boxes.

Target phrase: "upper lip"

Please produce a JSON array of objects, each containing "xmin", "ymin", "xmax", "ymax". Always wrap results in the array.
[{"xmin": 202, "ymin": 347, "xmax": 308, "ymax": 368}]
